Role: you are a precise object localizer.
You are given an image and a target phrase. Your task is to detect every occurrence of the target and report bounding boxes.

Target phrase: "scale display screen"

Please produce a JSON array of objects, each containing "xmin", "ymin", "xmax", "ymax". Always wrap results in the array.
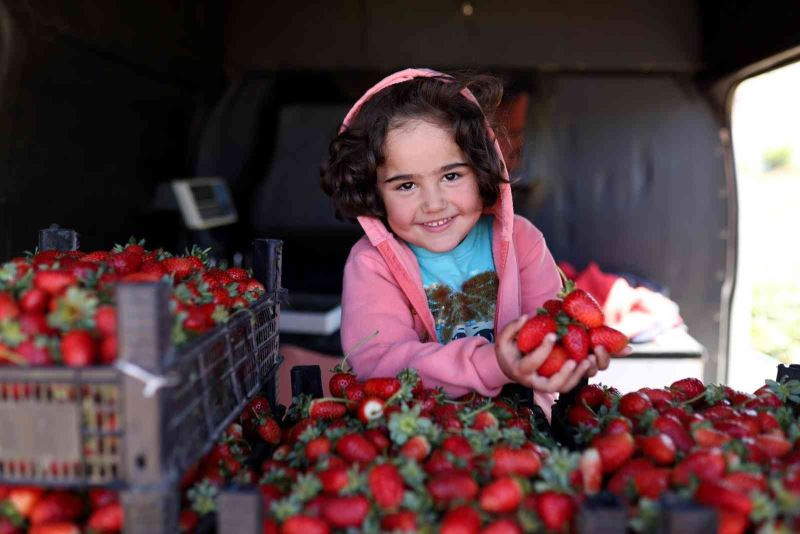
[{"xmin": 171, "ymin": 178, "xmax": 238, "ymax": 229}]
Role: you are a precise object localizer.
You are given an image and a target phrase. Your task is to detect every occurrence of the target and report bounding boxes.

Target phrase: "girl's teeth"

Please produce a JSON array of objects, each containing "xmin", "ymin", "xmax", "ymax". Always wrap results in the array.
[{"xmin": 425, "ymin": 218, "xmax": 450, "ymax": 227}]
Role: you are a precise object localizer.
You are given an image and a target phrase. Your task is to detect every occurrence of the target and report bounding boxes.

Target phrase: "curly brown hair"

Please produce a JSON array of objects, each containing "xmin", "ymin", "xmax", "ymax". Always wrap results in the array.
[{"xmin": 321, "ymin": 73, "xmax": 509, "ymax": 222}]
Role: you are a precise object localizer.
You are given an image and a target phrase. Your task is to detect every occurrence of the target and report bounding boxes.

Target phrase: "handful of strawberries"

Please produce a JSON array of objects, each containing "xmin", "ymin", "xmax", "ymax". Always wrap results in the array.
[{"xmin": 516, "ymin": 281, "xmax": 629, "ymax": 377}]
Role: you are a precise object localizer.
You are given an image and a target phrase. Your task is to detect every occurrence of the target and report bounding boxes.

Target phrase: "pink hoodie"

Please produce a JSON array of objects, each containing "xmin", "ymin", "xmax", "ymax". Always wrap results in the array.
[{"xmin": 339, "ymin": 68, "xmax": 562, "ymax": 417}]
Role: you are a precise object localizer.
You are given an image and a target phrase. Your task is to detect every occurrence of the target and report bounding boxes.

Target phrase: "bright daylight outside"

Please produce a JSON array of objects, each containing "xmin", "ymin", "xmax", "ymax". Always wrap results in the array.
[{"xmin": 729, "ymin": 61, "xmax": 800, "ymax": 392}]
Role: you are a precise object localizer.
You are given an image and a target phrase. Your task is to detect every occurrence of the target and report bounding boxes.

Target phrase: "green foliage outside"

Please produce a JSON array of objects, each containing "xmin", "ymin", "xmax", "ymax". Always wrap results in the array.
[
  {"xmin": 762, "ymin": 146, "xmax": 792, "ymax": 172},
  {"xmin": 751, "ymin": 272, "xmax": 800, "ymax": 364}
]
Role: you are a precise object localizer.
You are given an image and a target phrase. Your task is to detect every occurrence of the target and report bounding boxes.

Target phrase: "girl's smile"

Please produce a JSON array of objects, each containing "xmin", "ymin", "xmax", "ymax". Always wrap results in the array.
[{"xmin": 377, "ymin": 119, "xmax": 484, "ymax": 253}]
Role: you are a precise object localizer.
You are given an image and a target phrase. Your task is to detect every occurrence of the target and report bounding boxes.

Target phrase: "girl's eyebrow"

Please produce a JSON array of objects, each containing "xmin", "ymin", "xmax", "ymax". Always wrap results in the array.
[{"xmin": 384, "ymin": 162, "xmax": 468, "ymax": 183}]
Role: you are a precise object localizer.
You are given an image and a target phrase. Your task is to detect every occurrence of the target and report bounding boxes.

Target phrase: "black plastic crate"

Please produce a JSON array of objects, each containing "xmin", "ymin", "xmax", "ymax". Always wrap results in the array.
[{"xmin": 0, "ymin": 228, "xmax": 284, "ymax": 489}]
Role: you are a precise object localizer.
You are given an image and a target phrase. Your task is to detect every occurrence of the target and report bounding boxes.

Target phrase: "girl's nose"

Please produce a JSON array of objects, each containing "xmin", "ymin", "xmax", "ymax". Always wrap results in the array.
[{"xmin": 421, "ymin": 185, "xmax": 447, "ymax": 212}]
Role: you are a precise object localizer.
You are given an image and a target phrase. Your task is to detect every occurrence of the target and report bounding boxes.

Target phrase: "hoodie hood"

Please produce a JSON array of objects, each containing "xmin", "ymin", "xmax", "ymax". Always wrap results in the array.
[{"xmin": 340, "ymin": 68, "xmax": 515, "ymax": 248}]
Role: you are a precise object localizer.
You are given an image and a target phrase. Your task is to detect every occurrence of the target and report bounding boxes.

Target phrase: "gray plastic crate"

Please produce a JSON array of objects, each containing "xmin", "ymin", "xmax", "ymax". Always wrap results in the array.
[{"xmin": 0, "ymin": 228, "xmax": 284, "ymax": 490}]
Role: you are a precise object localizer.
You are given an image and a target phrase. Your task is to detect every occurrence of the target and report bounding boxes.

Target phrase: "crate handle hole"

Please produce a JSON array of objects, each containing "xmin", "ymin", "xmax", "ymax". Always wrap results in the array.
[{"xmin": 135, "ymin": 455, "xmax": 147, "ymax": 470}]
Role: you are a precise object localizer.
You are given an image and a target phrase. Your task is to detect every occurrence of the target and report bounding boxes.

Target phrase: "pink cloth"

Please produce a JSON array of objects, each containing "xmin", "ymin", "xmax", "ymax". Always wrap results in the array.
[{"xmin": 339, "ymin": 69, "xmax": 562, "ymax": 417}]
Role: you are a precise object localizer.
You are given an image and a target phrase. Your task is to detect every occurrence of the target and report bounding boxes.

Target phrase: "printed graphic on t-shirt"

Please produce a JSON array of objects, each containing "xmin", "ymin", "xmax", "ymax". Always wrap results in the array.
[{"xmin": 425, "ymin": 270, "xmax": 499, "ymax": 343}]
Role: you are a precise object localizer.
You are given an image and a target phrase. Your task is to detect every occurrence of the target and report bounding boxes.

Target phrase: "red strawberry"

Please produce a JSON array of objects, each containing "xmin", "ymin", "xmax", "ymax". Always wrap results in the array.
[
  {"xmin": 440, "ymin": 505, "xmax": 481, "ymax": 534},
  {"xmin": 238, "ymin": 278, "xmax": 265, "ymax": 295},
  {"xmin": 28, "ymin": 523, "xmax": 80, "ymax": 534},
  {"xmin": 562, "ymin": 323, "xmax": 590, "ymax": 361},
  {"xmin": 480, "ymin": 477, "xmax": 523, "ymax": 513},
  {"xmin": 108, "ymin": 251, "xmax": 142, "ymax": 275},
  {"xmin": 309, "ymin": 398, "xmax": 348, "ymax": 420},
  {"xmin": 723, "ymin": 471, "xmax": 767, "ymax": 494},
  {"xmin": 691, "ymin": 423, "xmax": 731, "ymax": 448},
  {"xmin": 321, "ymin": 495, "xmax": 369, "ymax": 528},
  {"xmin": 541, "ymin": 299, "xmax": 563, "ymax": 316},
  {"xmin": 19, "ymin": 313, "xmax": 53, "ymax": 336},
  {"xmin": 160, "ymin": 258, "xmax": 196, "ymax": 280},
  {"xmin": 8, "ymin": 487, "xmax": 45, "ymax": 517},
  {"xmin": 329, "ymin": 371, "xmax": 357, "ymax": 397},
  {"xmin": 122, "ymin": 272, "xmax": 162, "ymax": 282},
  {"xmin": 653, "ymin": 415, "xmax": 693, "ymax": 452},
  {"xmin": 86, "ymin": 502, "xmax": 123, "ymax": 533},
  {"xmin": 427, "ymin": 470, "xmax": 479, "ymax": 504},
  {"xmin": 363, "ymin": 377, "xmax": 401, "ymax": 400},
  {"xmin": 604, "ymin": 417, "xmax": 633, "ymax": 436},
  {"xmin": 368, "ymin": 464, "xmax": 405, "ymax": 510},
  {"xmin": 640, "ymin": 433, "xmax": 677, "ymax": 466},
  {"xmin": 591, "ymin": 432, "xmax": 635, "ymax": 474},
  {"xmin": 516, "ymin": 315, "xmax": 557, "ymax": 353},
  {"xmin": 16, "ymin": 340, "xmax": 53, "ymax": 366},
  {"xmin": 567, "ymin": 404, "xmax": 598, "ymax": 428},
  {"xmin": 756, "ymin": 412, "xmax": 781, "ymax": 433},
  {"xmin": 19, "ymin": 289, "xmax": 49, "ymax": 315},
  {"xmin": 94, "ymin": 306, "xmax": 117, "ymax": 337},
  {"xmin": 335, "ymin": 433, "xmax": 377, "ymax": 463},
  {"xmin": 255, "ymin": 414, "xmax": 282, "ymax": 444},
  {"xmin": 538, "ymin": 345, "xmax": 568, "ymax": 377},
  {"xmin": 356, "ymin": 397, "xmax": 384, "ymax": 423},
  {"xmin": 607, "ymin": 458, "xmax": 655, "ymax": 496},
  {"xmin": 672, "ymin": 449, "xmax": 726, "ymax": 486},
  {"xmin": 535, "ymin": 491, "xmax": 574, "ymax": 532},
  {"xmin": 638, "ymin": 387, "xmax": 673, "ymax": 407},
  {"xmin": 754, "ymin": 433, "xmax": 792, "ymax": 458},
  {"xmin": 669, "ymin": 377, "xmax": 705, "ymax": 402},
  {"xmin": 33, "ymin": 271, "xmax": 77, "ymax": 295},
  {"xmin": 588, "ymin": 326, "xmax": 628, "ymax": 354},
  {"xmin": 0, "ymin": 293, "xmax": 20, "ymax": 321},
  {"xmin": 364, "ymin": 428, "xmax": 391, "ymax": 452},
  {"xmin": 442, "ymin": 435, "xmax": 474, "ymax": 460},
  {"xmin": 343, "ymin": 382, "xmax": 365, "ymax": 403},
  {"xmin": 482, "ymin": 519, "xmax": 523, "ymax": 534},
  {"xmin": 305, "ymin": 437, "xmax": 331, "ymax": 463},
  {"xmin": 694, "ymin": 480, "xmax": 753, "ymax": 516},
  {"xmin": 619, "ymin": 391, "xmax": 652, "ymax": 420},
  {"xmin": 81, "ymin": 250, "xmax": 110, "ymax": 263},
  {"xmin": 490, "ymin": 446, "xmax": 541, "ymax": 478},
  {"xmin": 29, "ymin": 492, "xmax": 84, "ymax": 525},
  {"xmin": 88, "ymin": 489, "xmax": 118, "ymax": 509},
  {"xmin": 471, "ymin": 410, "xmax": 499, "ymax": 430},
  {"xmin": 576, "ymin": 384, "xmax": 611, "ymax": 410},
  {"xmin": 634, "ymin": 468, "xmax": 670, "ymax": 499},
  {"xmin": 60, "ymin": 330, "xmax": 96, "ymax": 367},
  {"xmin": 98, "ymin": 334, "xmax": 117, "ymax": 364},
  {"xmin": 381, "ymin": 511, "xmax": 417, "ymax": 532},
  {"xmin": 579, "ymin": 448, "xmax": 603, "ymax": 494},
  {"xmin": 281, "ymin": 515, "xmax": 330, "ymax": 534},
  {"xmin": 318, "ymin": 466, "xmax": 349, "ymax": 494},
  {"xmin": 562, "ymin": 288, "xmax": 604, "ymax": 328},
  {"xmin": 400, "ymin": 435, "xmax": 431, "ymax": 461},
  {"xmin": 226, "ymin": 267, "xmax": 250, "ymax": 281}
]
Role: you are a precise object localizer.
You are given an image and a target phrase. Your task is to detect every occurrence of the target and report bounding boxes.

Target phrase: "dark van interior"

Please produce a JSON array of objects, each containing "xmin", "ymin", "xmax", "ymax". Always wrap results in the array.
[{"xmin": 1, "ymin": 0, "xmax": 799, "ymax": 385}]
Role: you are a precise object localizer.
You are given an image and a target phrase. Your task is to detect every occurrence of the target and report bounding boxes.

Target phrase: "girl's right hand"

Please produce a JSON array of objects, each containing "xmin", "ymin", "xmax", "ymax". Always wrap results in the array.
[{"xmin": 495, "ymin": 315, "xmax": 595, "ymax": 393}]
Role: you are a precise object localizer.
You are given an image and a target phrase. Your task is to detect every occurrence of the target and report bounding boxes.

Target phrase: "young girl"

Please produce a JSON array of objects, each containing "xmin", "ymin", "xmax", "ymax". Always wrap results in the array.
[{"xmin": 321, "ymin": 68, "xmax": 611, "ymax": 418}]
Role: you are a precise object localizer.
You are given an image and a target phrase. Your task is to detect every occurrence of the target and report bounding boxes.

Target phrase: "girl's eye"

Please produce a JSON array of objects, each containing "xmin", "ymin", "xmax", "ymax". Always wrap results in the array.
[
  {"xmin": 396, "ymin": 182, "xmax": 416, "ymax": 191},
  {"xmin": 442, "ymin": 172, "xmax": 461, "ymax": 182}
]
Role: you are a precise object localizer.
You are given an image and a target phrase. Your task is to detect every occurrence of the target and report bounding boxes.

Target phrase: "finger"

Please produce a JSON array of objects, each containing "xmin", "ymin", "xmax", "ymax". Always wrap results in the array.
[
  {"xmin": 615, "ymin": 345, "xmax": 633, "ymax": 358},
  {"xmin": 519, "ymin": 333, "xmax": 557, "ymax": 375},
  {"xmin": 499, "ymin": 315, "xmax": 528, "ymax": 346},
  {"xmin": 541, "ymin": 358, "xmax": 577, "ymax": 392},
  {"xmin": 594, "ymin": 346, "xmax": 611, "ymax": 370},
  {"xmin": 585, "ymin": 355, "xmax": 598, "ymax": 377},
  {"xmin": 562, "ymin": 359, "xmax": 593, "ymax": 391}
]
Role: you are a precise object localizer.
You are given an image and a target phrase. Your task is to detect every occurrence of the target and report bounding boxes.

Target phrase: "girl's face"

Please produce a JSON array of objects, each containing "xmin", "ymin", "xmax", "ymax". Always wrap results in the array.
[{"xmin": 377, "ymin": 119, "xmax": 484, "ymax": 253}]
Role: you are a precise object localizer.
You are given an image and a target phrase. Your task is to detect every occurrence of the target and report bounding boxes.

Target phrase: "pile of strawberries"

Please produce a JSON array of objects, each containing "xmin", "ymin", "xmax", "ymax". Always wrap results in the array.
[
  {"xmin": 0, "ymin": 241, "xmax": 265, "ymax": 367},
  {"xmin": 516, "ymin": 282, "xmax": 629, "ymax": 376},
  {"xmin": 0, "ymin": 487, "xmax": 122, "ymax": 534},
  {"xmin": 557, "ymin": 376, "xmax": 800, "ymax": 533}
]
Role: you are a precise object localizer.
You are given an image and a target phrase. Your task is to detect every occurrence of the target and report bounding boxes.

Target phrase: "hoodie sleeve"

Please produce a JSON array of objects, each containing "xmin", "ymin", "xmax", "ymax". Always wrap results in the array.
[
  {"xmin": 514, "ymin": 216, "xmax": 563, "ymax": 315},
  {"xmin": 341, "ymin": 247, "xmax": 511, "ymax": 398}
]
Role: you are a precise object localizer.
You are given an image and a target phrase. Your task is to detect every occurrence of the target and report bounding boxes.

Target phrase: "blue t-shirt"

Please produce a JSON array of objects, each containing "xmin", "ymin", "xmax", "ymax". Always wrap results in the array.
[{"xmin": 408, "ymin": 215, "xmax": 498, "ymax": 344}]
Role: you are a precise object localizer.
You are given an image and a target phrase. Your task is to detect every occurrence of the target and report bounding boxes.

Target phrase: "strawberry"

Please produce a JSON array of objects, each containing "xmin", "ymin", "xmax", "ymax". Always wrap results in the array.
[
  {"xmin": 363, "ymin": 377, "xmax": 401, "ymax": 400},
  {"xmin": 0, "ymin": 293, "xmax": 20, "ymax": 321},
  {"xmin": 329, "ymin": 371, "xmax": 357, "ymax": 398},
  {"xmin": 579, "ymin": 448, "xmax": 602, "ymax": 494},
  {"xmin": 160, "ymin": 258, "xmax": 196, "ymax": 280},
  {"xmin": 562, "ymin": 323, "xmax": 590, "ymax": 361},
  {"xmin": 480, "ymin": 477, "xmax": 523, "ymax": 513},
  {"xmin": 638, "ymin": 387, "xmax": 673, "ymax": 408},
  {"xmin": 618, "ymin": 391, "xmax": 652, "ymax": 419},
  {"xmin": 607, "ymin": 458, "xmax": 655, "ymax": 496},
  {"xmin": 34, "ymin": 270, "xmax": 77, "ymax": 295},
  {"xmin": 321, "ymin": 495, "xmax": 369, "ymax": 528},
  {"xmin": 82, "ymin": 250, "xmax": 110, "ymax": 263},
  {"xmin": 482, "ymin": 519, "xmax": 523, "ymax": 534},
  {"xmin": 669, "ymin": 377, "xmax": 705, "ymax": 402},
  {"xmin": 19, "ymin": 289, "xmax": 49, "ymax": 315},
  {"xmin": 308, "ymin": 398, "xmax": 348, "ymax": 420},
  {"xmin": 305, "ymin": 437, "xmax": 331, "ymax": 463},
  {"xmin": 671, "ymin": 449, "xmax": 726, "ymax": 486},
  {"xmin": 756, "ymin": 411, "xmax": 781, "ymax": 433},
  {"xmin": 591, "ymin": 432, "xmax": 635, "ymax": 474},
  {"xmin": 88, "ymin": 489, "xmax": 118, "ymax": 509},
  {"xmin": 19, "ymin": 313, "xmax": 53, "ymax": 336},
  {"xmin": 238, "ymin": 278, "xmax": 265, "ymax": 295},
  {"xmin": 281, "ymin": 515, "xmax": 330, "ymax": 534},
  {"xmin": 640, "ymin": 433, "xmax": 676, "ymax": 466},
  {"xmin": 653, "ymin": 414, "xmax": 693, "ymax": 451},
  {"xmin": 28, "ymin": 523, "xmax": 80, "ymax": 534},
  {"xmin": 364, "ymin": 428, "xmax": 391, "ymax": 452},
  {"xmin": 603, "ymin": 416, "xmax": 633, "ymax": 436},
  {"xmin": 442, "ymin": 435, "xmax": 474, "ymax": 460},
  {"xmin": 538, "ymin": 345, "xmax": 568, "ymax": 377},
  {"xmin": 535, "ymin": 491, "xmax": 574, "ymax": 532},
  {"xmin": 691, "ymin": 423, "xmax": 731, "ymax": 448},
  {"xmin": 140, "ymin": 261, "xmax": 167, "ymax": 276},
  {"xmin": 318, "ymin": 466, "xmax": 349, "ymax": 494},
  {"xmin": 122, "ymin": 272, "xmax": 162, "ymax": 282},
  {"xmin": 471, "ymin": 410, "xmax": 499, "ymax": 430},
  {"xmin": 108, "ymin": 251, "xmax": 142, "ymax": 275},
  {"xmin": 440, "ymin": 505, "xmax": 481, "ymax": 534},
  {"xmin": 335, "ymin": 433, "xmax": 377, "ymax": 463},
  {"xmin": 60, "ymin": 329, "xmax": 96, "ymax": 367},
  {"xmin": 381, "ymin": 511, "xmax": 417, "ymax": 532},
  {"xmin": 226, "ymin": 267, "xmax": 250, "ymax": 281},
  {"xmin": 8, "ymin": 487, "xmax": 45, "ymax": 517},
  {"xmin": 754, "ymin": 433, "xmax": 792, "ymax": 458},
  {"xmin": 255, "ymin": 413, "xmax": 282, "ymax": 444},
  {"xmin": 723, "ymin": 471, "xmax": 767, "ymax": 494},
  {"xmin": 516, "ymin": 315, "xmax": 557, "ymax": 353},
  {"xmin": 98, "ymin": 334, "xmax": 117, "ymax": 364},
  {"xmin": 29, "ymin": 492, "xmax": 84, "ymax": 525},
  {"xmin": 399, "ymin": 435, "xmax": 431, "ymax": 461},
  {"xmin": 94, "ymin": 305, "xmax": 117, "ymax": 337},
  {"xmin": 490, "ymin": 446, "xmax": 541, "ymax": 478},
  {"xmin": 588, "ymin": 326, "xmax": 628, "ymax": 354},
  {"xmin": 541, "ymin": 298, "xmax": 563, "ymax": 316},
  {"xmin": 16, "ymin": 340, "xmax": 53, "ymax": 366},
  {"xmin": 562, "ymin": 288, "xmax": 604, "ymax": 328},
  {"xmin": 356, "ymin": 397, "xmax": 384, "ymax": 423},
  {"xmin": 344, "ymin": 382, "xmax": 365, "ymax": 403},
  {"xmin": 427, "ymin": 470, "xmax": 479, "ymax": 504},
  {"xmin": 368, "ymin": 463, "xmax": 405, "ymax": 510},
  {"xmin": 86, "ymin": 502, "xmax": 123, "ymax": 533},
  {"xmin": 576, "ymin": 384, "xmax": 611, "ymax": 410},
  {"xmin": 694, "ymin": 480, "xmax": 753, "ymax": 516},
  {"xmin": 633, "ymin": 468, "xmax": 670, "ymax": 499},
  {"xmin": 31, "ymin": 250, "xmax": 61, "ymax": 268},
  {"xmin": 567, "ymin": 404, "xmax": 598, "ymax": 428}
]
